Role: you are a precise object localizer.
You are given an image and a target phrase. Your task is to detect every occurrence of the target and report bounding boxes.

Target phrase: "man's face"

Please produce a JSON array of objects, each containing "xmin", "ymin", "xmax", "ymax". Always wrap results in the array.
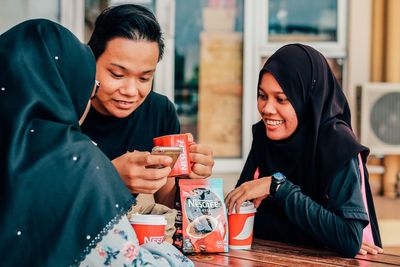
[{"xmin": 92, "ymin": 37, "xmax": 159, "ymax": 118}]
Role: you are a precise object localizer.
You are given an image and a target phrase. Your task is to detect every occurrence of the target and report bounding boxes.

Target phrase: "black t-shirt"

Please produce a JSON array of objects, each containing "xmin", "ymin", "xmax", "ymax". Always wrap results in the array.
[{"xmin": 81, "ymin": 91, "xmax": 180, "ymax": 160}]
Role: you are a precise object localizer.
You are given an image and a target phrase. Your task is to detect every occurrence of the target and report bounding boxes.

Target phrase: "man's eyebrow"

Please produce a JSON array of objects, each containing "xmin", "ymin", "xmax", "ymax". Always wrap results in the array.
[
  {"xmin": 110, "ymin": 63, "xmax": 155, "ymax": 74},
  {"xmin": 142, "ymin": 69, "xmax": 156, "ymax": 75},
  {"xmin": 110, "ymin": 63, "xmax": 127, "ymax": 71}
]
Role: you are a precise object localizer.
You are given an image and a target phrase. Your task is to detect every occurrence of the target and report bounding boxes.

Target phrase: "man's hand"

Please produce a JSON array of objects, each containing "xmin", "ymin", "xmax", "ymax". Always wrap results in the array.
[
  {"xmin": 154, "ymin": 133, "xmax": 214, "ymax": 208},
  {"xmin": 186, "ymin": 133, "xmax": 214, "ymax": 179},
  {"xmin": 112, "ymin": 150, "xmax": 172, "ymax": 194}
]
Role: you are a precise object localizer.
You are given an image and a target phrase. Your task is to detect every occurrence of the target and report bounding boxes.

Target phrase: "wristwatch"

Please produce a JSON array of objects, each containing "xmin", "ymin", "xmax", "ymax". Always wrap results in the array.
[{"xmin": 269, "ymin": 172, "xmax": 286, "ymax": 198}]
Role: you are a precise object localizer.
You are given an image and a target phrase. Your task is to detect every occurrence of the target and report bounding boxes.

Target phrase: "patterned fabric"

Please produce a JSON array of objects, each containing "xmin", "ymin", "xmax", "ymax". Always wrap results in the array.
[{"xmin": 80, "ymin": 215, "xmax": 193, "ymax": 267}]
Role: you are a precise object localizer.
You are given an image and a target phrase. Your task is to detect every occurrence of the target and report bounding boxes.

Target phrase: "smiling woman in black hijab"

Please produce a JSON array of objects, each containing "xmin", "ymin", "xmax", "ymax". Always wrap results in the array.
[
  {"xmin": 0, "ymin": 19, "xmax": 192, "ymax": 267},
  {"xmin": 225, "ymin": 44, "xmax": 382, "ymax": 258}
]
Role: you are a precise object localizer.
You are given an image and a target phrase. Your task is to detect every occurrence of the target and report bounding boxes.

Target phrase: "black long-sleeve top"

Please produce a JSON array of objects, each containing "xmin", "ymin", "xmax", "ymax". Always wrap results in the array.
[{"xmin": 237, "ymin": 156, "xmax": 369, "ymax": 258}]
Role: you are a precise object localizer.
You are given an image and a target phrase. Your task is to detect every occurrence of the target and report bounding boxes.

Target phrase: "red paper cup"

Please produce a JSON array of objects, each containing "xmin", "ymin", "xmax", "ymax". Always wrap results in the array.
[
  {"xmin": 153, "ymin": 134, "xmax": 192, "ymax": 177},
  {"xmin": 130, "ymin": 214, "xmax": 167, "ymax": 245},
  {"xmin": 228, "ymin": 201, "xmax": 257, "ymax": 250}
]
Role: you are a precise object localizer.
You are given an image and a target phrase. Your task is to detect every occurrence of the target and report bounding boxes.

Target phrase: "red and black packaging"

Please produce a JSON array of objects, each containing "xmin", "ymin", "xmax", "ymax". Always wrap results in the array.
[{"xmin": 173, "ymin": 178, "xmax": 228, "ymax": 253}]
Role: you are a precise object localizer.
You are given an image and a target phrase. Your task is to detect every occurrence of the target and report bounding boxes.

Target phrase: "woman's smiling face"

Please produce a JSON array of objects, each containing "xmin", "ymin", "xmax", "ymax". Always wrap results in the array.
[{"xmin": 257, "ymin": 72, "xmax": 298, "ymax": 140}]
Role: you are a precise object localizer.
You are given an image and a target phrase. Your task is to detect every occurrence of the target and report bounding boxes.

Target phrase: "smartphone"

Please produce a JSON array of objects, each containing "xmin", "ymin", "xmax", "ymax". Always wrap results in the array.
[{"xmin": 148, "ymin": 146, "xmax": 183, "ymax": 169}]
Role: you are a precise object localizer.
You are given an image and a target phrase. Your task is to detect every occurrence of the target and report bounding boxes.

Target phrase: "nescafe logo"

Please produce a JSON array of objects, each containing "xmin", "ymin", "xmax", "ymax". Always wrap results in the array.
[
  {"xmin": 187, "ymin": 199, "xmax": 220, "ymax": 208},
  {"xmin": 184, "ymin": 188, "xmax": 223, "ymax": 220}
]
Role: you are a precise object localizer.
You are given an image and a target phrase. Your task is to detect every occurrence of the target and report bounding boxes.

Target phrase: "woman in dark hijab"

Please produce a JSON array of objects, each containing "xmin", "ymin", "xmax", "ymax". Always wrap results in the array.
[
  {"xmin": 225, "ymin": 44, "xmax": 382, "ymax": 258},
  {"xmin": 0, "ymin": 19, "xmax": 192, "ymax": 266}
]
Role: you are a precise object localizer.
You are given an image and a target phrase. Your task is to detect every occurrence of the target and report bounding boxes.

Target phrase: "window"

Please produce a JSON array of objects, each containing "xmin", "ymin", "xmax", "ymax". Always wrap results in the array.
[
  {"xmin": 174, "ymin": 0, "xmax": 245, "ymax": 158},
  {"xmin": 0, "ymin": 0, "xmax": 60, "ymax": 34},
  {"xmin": 268, "ymin": 0, "xmax": 338, "ymax": 43},
  {"xmin": 254, "ymin": 0, "xmax": 347, "ymax": 91}
]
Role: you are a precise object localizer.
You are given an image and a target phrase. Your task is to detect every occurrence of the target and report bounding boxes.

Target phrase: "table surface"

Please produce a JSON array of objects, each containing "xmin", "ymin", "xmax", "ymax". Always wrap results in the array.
[{"xmin": 188, "ymin": 239, "xmax": 400, "ymax": 266}]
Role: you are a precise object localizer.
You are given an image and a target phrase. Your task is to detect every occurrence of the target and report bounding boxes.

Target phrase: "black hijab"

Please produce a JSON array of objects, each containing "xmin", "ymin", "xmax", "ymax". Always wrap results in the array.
[
  {"xmin": 252, "ymin": 44, "xmax": 368, "ymax": 202},
  {"xmin": 0, "ymin": 19, "xmax": 134, "ymax": 266}
]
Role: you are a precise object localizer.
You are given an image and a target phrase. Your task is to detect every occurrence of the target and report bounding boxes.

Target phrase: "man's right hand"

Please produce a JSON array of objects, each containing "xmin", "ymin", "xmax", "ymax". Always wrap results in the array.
[{"xmin": 112, "ymin": 150, "xmax": 172, "ymax": 194}]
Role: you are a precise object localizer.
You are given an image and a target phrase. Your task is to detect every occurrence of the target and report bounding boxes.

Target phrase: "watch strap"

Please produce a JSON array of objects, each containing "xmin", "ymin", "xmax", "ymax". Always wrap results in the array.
[{"xmin": 270, "ymin": 172, "xmax": 286, "ymax": 198}]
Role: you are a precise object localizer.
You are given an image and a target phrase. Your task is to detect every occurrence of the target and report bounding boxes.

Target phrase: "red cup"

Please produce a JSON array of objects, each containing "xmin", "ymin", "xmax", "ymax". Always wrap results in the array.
[
  {"xmin": 228, "ymin": 201, "xmax": 257, "ymax": 250},
  {"xmin": 129, "ymin": 214, "xmax": 167, "ymax": 245},
  {"xmin": 153, "ymin": 134, "xmax": 192, "ymax": 177}
]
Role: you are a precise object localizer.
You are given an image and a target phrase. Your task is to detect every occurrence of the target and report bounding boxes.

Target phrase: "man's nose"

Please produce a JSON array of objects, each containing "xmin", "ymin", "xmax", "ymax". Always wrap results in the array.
[{"xmin": 119, "ymin": 80, "xmax": 139, "ymax": 96}]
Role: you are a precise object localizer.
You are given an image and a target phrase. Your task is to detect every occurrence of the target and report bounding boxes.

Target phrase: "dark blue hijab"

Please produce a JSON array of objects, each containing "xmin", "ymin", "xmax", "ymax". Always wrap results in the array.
[{"xmin": 0, "ymin": 19, "xmax": 135, "ymax": 266}]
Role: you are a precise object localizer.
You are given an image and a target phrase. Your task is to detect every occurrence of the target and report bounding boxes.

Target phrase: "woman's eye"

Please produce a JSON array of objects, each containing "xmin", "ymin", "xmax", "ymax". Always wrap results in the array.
[
  {"xmin": 258, "ymin": 91, "xmax": 266, "ymax": 100},
  {"xmin": 277, "ymin": 97, "xmax": 288, "ymax": 103},
  {"xmin": 140, "ymin": 77, "xmax": 150, "ymax": 82}
]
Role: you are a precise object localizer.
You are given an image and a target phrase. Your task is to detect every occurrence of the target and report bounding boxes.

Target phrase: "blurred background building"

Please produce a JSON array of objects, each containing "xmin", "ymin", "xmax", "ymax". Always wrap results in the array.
[{"xmin": 1, "ymin": 0, "xmax": 399, "ymax": 249}]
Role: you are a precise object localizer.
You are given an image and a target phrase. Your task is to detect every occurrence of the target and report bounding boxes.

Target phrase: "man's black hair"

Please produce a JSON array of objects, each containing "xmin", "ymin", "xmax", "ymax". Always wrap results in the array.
[{"xmin": 88, "ymin": 4, "xmax": 164, "ymax": 61}]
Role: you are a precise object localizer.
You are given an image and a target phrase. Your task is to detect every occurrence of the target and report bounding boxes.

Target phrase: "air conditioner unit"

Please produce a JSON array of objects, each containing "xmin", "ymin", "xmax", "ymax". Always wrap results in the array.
[{"xmin": 360, "ymin": 83, "xmax": 400, "ymax": 155}]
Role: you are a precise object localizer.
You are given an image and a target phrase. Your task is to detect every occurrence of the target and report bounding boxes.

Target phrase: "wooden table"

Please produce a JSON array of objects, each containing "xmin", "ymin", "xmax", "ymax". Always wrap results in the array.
[{"xmin": 188, "ymin": 239, "xmax": 400, "ymax": 266}]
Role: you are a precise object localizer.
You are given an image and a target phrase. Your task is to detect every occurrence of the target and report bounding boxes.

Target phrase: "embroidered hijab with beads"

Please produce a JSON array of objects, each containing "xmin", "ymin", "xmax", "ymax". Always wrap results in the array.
[
  {"xmin": 247, "ymin": 44, "xmax": 381, "ymax": 246},
  {"xmin": 0, "ymin": 19, "xmax": 135, "ymax": 266}
]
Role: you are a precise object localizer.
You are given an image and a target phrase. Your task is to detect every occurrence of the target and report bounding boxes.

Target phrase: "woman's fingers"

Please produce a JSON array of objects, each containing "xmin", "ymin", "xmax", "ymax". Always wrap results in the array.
[
  {"xmin": 359, "ymin": 242, "xmax": 384, "ymax": 255},
  {"xmin": 225, "ymin": 178, "xmax": 271, "ymax": 214},
  {"xmin": 359, "ymin": 248, "xmax": 367, "ymax": 255},
  {"xmin": 225, "ymin": 187, "xmax": 246, "ymax": 214}
]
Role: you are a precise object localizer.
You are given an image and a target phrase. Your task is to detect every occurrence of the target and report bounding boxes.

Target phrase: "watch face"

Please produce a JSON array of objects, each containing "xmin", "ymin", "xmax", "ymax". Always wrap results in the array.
[{"xmin": 273, "ymin": 172, "xmax": 286, "ymax": 182}]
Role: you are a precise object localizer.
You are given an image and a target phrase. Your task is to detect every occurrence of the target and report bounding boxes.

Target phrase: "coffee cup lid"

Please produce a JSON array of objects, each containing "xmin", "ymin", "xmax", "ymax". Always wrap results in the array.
[
  {"xmin": 129, "ymin": 214, "xmax": 167, "ymax": 225},
  {"xmin": 230, "ymin": 201, "xmax": 257, "ymax": 214}
]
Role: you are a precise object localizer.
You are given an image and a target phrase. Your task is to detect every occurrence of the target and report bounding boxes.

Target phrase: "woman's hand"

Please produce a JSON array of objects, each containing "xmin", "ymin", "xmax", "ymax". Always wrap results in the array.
[
  {"xmin": 225, "ymin": 177, "xmax": 271, "ymax": 214},
  {"xmin": 112, "ymin": 150, "xmax": 172, "ymax": 194},
  {"xmin": 186, "ymin": 133, "xmax": 214, "ymax": 179},
  {"xmin": 358, "ymin": 241, "xmax": 384, "ymax": 255}
]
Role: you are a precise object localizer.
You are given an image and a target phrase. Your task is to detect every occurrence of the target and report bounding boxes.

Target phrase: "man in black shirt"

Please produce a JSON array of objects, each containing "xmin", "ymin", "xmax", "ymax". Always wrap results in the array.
[{"xmin": 82, "ymin": 4, "xmax": 214, "ymax": 208}]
